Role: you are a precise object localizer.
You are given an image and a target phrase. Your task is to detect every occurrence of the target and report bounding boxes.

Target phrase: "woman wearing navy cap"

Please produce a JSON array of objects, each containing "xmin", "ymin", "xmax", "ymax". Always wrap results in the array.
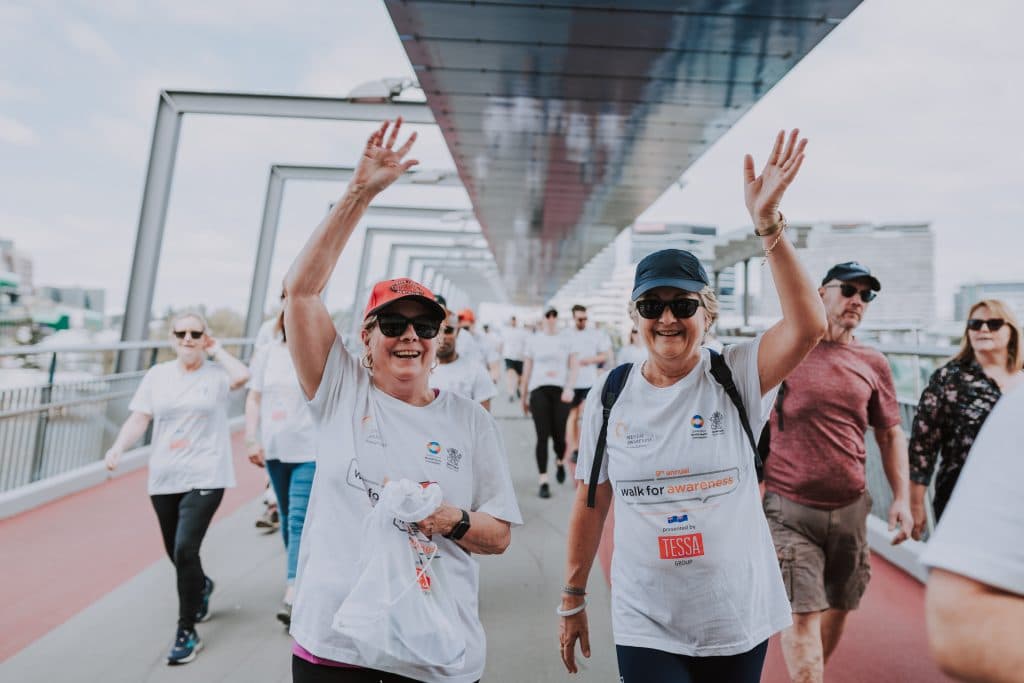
[{"xmin": 560, "ymin": 130, "xmax": 827, "ymax": 682}]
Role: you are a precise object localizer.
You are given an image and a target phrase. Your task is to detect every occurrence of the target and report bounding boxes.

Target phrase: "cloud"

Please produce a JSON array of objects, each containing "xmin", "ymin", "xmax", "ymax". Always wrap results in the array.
[
  {"xmin": 64, "ymin": 20, "xmax": 120, "ymax": 65},
  {"xmin": 0, "ymin": 116, "xmax": 37, "ymax": 146}
]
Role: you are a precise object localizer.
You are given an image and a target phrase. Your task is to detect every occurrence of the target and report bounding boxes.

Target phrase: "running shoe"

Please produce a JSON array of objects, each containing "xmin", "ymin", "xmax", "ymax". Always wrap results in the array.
[
  {"xmin": 194, "ymin": 576, "xmax": 214, "ymax": 623},
  {"xmin": 570, "ymin": 449, "xmax": 579, "ymax": 464},
  {"xmin": 276, "ymin": 601, "xmax": 292, "ymax": 627},
  {"xmin": 167, "ymin": 626, "xmax": 202, "ymax": 665},
  {"xmin": 256, "ymin": 506, "xmax": 280, "ymax": 532},
  {"xmin": 555, "ymin": 463, "xmax": 566, "ymax": 484},
  {"xmin": 539, "ymin": 483, "xmax": 551, "ymax": 499}
]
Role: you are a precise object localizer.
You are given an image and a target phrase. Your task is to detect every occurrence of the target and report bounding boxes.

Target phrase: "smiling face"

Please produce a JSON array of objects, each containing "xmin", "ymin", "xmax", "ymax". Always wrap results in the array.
[
  {"xmin": 171, "ymin": 314, "xmax": 206, "ymax": 365},
  {"xmin": 361, "ymin": 299, "xmax": 438, "ymax": 382},
  {"xmin": 820, "ymin": 278, "xmax": 874, "ymax": 332},
  {"xmin": 635, "ymin": 287, "xmax": 706, "ymax": 364},
  {"xmin": 967, "ymin": 304, "xmax": 1012, "ymax": 356}
]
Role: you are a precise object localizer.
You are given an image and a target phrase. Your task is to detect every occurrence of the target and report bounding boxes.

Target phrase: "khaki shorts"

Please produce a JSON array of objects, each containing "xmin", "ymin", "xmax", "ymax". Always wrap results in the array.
[{"xmin": 763, "ymin": 490, "xmax": 872, "ymax": 613}]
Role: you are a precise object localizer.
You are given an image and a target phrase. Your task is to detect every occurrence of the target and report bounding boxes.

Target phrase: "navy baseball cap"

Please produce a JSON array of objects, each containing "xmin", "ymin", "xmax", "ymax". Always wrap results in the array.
[
  {"xmin": 821, "ymin": 262, "xmax": 881, "ymax": 291},
  {"xmin": 632, "ymin": 249, "xmax": 710, "ymax": 300}
]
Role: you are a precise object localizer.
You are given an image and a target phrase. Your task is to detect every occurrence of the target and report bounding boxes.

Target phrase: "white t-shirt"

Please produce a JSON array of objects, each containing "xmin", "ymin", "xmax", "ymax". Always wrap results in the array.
[
  {"xmin": 431, "ymin": 354, "xmax": 497, "ymax": 404},
  {"xmin": 481, "ymin": 330, "xmax": 503, "ymax": 364},
  {"xmin": 455, "ymin": 331, "xmax": 485, "ymax": 367},
  {"xmin": 129, "ymin": 360, "xmax": 236, "ymax": 495},
  {"xmin": 502, "ymin": 326, "xmax": 528, "ymax": 361},
  {"xmin": 921, "ymin": 386, "xmax": 1024, "ymax": 595},
  {"xmin": 575, "ymin": 338, "xmax": 791, "ymax": 656},
  {"xmin": 563, "ymin": 327, "xmax": 612, "ymax": 389},
  {"xmin": 617, "ymin": 343, "xmax": 648, "ymax": 367},
  {"xmin": 290, "ymin": 337, "xmax": 522, "ymax": 683},
  {"xmin": 523, "ymin": 332, "xmax": 573, "ymax": 393},
  {"xmin": 249, "ymin": 342, "xmax": 316, "ymax": 463}
]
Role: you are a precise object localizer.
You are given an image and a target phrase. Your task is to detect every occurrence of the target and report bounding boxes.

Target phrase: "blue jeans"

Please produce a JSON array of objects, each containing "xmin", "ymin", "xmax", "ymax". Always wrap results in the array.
[{"xmin": 265, "ymin": 460, "xmax": 315, "ymax": 583}]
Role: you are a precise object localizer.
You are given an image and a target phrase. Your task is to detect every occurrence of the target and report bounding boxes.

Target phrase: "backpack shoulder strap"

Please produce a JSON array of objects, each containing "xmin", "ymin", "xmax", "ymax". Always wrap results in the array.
[
  {"xmin": 707, "ymin": 349, "xmax": 763, "ymax": 472},
  {"xmin": 587, "ymin": 363, "xmax": 633, "ymax": 508}
]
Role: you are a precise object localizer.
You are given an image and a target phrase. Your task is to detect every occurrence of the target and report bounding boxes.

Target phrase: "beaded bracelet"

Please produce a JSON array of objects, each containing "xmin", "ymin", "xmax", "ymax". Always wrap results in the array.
[{"xmin": 562, "ymin": 585, "xmax": 587, "ymax": 596}]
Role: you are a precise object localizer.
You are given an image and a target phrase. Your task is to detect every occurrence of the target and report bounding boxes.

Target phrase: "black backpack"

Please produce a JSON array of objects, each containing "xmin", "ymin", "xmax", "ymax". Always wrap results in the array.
[{"xmin": 586, "ymin": 350, "xmax": 768, "ymax": 508}]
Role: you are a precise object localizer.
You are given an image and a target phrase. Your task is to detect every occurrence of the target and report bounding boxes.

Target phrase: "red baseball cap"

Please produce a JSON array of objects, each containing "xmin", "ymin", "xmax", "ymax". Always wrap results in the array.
[
  {"xmin": 457, "ymin": 308, "xmax": 476, "ymax": 324},
  {"xmin": 363, "ymin": 278, "xmax": 446, "ymax": 321}
]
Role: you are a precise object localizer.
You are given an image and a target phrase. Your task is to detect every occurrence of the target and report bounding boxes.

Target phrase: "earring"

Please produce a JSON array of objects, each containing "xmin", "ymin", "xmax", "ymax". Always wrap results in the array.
[
  {"xmin": 430, "ymin": 359, "xmax": 439, "ymax": 371},
  {"xmin": 361, "ymin": 353, "xmax": 373, "ymax": 370}
]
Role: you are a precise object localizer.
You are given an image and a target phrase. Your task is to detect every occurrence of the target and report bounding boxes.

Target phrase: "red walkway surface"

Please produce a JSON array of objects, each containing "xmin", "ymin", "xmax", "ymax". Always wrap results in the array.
[
  {"xmin": 0, "ymin": 432, "xmax": 266, "ymax": 663},
  {"xmin": 595, "ymin": 501, "xmax": 952, "ymax": 682}
]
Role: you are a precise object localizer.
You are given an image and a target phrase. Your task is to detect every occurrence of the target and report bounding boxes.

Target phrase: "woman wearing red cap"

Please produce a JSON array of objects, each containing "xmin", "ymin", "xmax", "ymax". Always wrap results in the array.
[{"xmin": 282, "ymin": 119, "xmax": 522, "ymax": 683}]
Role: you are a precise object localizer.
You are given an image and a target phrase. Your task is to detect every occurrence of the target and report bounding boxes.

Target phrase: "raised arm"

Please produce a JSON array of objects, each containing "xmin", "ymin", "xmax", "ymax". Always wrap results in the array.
[
  {"xmin": 284, "ymin": 119, "xmax": 420, "ymax": 399},
  {"xmin": 204, "ymin": 337, "xmax": 250, "ymax": 390},
  {"xmin": 744, "ymin": 130, "xmax": 827, "ymax": 393}
]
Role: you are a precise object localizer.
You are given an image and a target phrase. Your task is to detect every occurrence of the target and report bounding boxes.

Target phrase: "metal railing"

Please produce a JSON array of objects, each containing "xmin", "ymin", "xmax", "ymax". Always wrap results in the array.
[{"xmin": 0, "ymin": 338, "xmax": 254, "ymax": 493}]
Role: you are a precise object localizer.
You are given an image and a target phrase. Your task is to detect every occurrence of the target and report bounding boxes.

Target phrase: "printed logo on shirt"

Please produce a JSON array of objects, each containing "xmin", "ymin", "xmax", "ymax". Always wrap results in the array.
[
  {"xmin": 709, "ymin": 410, "xmax": 725, "ymax": 435},
  {"xmin": 618, "ymin": 468, "xmax": 739, "ymax": 505},
  {"xmin": 445, "ymin": 447, "xmax": 463, "ymax": 472},
  {"xmin": 346, "ymin": 460, "xmax": 381, "ymax": 503},
  {"xmin": 658, "ymin": 533, "xmax": 705, "ymax": 560},
  {"xmin": 361, "ymin": 415, "xmax": 385, "ymax": 446},
  {"xmin": 426, "ymin": 441, "xmax": 443, "ymax": 465},
  {"xmin": 612, "ymin": 421, "xmax": 655, "ymax": 448},
  {"xmin": 666, "ymin": 514, "xmax": 689, "ymax": 524},
  {"xmin": 690, "ymin": 414, "xmax": 707, "ymax": 439}
]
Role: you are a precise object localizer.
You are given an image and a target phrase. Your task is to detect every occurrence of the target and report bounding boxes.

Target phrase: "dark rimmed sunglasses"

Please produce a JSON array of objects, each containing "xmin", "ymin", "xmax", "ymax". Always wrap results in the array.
[
  {"xmin": 824, "ymin": 283, "xmax": 877, "ymax": 303},
  {"xmin": 967, "ymin": 318, "xmax": 1006, "ymax": 332},
  {"xmin": 635, "ymin": 298, "xmax": 702, "ymax": 320},
  {"xmin": 375, "ymin": 314, "xmax": 441, "ymax": 339},
  {"xmin": 173, "ymin": 330, "xmax": 204, "ymax": 340}
]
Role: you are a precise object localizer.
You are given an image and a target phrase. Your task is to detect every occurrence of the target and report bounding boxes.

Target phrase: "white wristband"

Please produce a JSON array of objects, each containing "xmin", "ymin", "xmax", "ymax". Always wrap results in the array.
[{"xmin": 556, "ymin": 597, "xmax": 587, "ymax": 617}]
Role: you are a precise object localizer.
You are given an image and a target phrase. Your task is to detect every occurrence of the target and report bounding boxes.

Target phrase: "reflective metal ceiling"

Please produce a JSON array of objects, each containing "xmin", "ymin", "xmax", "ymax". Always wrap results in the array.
[{"xmin": 386, "ymin": 0, "xmax": 863, "ymax": 303}]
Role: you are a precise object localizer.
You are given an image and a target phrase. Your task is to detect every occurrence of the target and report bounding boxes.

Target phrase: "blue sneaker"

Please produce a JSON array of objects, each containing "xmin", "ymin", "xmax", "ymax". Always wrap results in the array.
[
  {"xmin": 194, "ymin": 576, "xmax": 214, "ymax": 623},
  {"xmin": 167, "ymin": 626, "xmax": 202, "ymax": 665}
]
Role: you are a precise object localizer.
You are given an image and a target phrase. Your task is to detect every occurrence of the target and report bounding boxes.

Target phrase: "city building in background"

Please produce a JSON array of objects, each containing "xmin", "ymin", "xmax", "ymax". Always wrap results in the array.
[
  {"xmin": 954, "ymin": 282, "xmax": 1024, "ymax": 321},
  {"xmin": 758, "ymin": 222, "xmax": 936, "ymax": 326}
]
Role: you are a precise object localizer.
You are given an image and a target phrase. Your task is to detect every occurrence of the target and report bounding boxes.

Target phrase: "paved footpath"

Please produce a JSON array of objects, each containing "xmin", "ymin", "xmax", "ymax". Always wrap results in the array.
[{"xmin": 1, "ymin": 390, "xmax": 948, "ymax": 682}]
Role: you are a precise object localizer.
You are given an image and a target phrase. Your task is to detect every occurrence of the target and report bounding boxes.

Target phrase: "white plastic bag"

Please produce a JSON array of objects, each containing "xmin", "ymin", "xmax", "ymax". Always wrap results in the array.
[{"xmin": 332, "ymin": 479, "xmax": 466, "ymax": 673}]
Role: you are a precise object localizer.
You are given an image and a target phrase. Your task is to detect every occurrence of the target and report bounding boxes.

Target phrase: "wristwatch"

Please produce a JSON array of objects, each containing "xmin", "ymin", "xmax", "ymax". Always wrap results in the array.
[{"xmin": 443, "ymin": 509, "xmax": 471, "ymax": 540}]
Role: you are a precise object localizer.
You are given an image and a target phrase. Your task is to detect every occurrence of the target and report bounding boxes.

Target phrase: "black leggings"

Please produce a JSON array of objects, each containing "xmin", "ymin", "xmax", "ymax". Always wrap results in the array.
[
  {"xmin": 528, "ymin": 386, "xmax": 571, "ymax": 475},
  {"xmin": 292, "ymin": 656, "xmax": 479, "ymax": 683},
  {"xmin": 150, "ymin": 488, "xmax": 224, "ymax": 628},
  {"xmin": 616, "ymin": 640, "xmax": 768, "ymax": 683}
]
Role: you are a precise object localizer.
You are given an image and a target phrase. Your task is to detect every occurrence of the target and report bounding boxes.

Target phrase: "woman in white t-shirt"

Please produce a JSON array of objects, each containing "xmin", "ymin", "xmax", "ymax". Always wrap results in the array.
[
  {"xmin": 559, "ymin": 130, "xmax": 827, "ymax": 682},
  {"xmin": 520, "ymin": 307, "xmax": 578, "ymax": 499},
  {"xmin": 245, "ymin": 308, "xmax": 317, "ymax": 627},
  {"xmin": 282, "ymin": 119, "xmax": 522, "ymax": 683},
  {"xmin": 104, "ymin": 312, "xmax": 250, "ymax": 665}
]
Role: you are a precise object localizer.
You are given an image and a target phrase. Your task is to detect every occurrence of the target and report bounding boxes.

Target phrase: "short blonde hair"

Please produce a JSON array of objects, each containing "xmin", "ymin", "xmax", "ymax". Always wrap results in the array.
[
  {"xmin": 629, "ymin": 286, "xmax": 719, "ymax": 331},
  {"xmin": 953, "ymin": 299, "xmax": 1023, "ymax": 373},
  {"xmin": 170, "ymin": 310, "xmax": 208, "ymax": 333}
]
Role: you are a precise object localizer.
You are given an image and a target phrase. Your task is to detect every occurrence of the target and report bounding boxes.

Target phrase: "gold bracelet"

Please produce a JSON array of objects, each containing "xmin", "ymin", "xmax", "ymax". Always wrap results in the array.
[
  {"xmin": 754, "ymin": 211, "xmax": 786, "ymax": 237},
  {"xmin": 761, "ymin": 222, "xmax": 788, "ymax": 264}
]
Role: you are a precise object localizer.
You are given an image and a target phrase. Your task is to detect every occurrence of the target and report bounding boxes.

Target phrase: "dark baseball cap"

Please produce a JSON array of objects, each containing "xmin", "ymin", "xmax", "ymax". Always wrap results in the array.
[
  {"xmin": 821, "ymin": 262, "xmax": 881, "ymax": 291},
  {"xmin": 632, "ymin": 249, "xmax": 710, "ymax": 300}
]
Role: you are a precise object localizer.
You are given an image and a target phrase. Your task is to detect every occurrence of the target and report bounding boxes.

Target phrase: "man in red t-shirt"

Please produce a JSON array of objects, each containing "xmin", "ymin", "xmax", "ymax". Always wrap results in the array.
[{"xmin": 762, "ymin": 261, "xmax": 913, "ymax": 683}]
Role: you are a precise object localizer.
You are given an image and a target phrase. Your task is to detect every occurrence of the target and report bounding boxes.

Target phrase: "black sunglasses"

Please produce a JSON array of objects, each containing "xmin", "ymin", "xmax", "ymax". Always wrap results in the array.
[
  {"xmin": 443, "ymin": 325, "xmax": 456, "ymax": 335},
  {"xmin": 967, "ymin": 318, "xmax": 1006, "ymax": 332},
  {"xmin": 376, "ymin": 314, "xmax": 441, "ymax": 339},
  {"xmin": 825, "ymin": 283, "xmax": 877, "ymax": 303},
  {"xmin": 635, "ymin": 298, "xmax": 702, "ymax": 320},
  {"xmin": 173, "ymin": 330, "xmax": 204, "ymax": 340}
]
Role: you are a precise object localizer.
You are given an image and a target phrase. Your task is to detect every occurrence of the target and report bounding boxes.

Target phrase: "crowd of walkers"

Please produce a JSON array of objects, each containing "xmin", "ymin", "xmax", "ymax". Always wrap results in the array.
[{"xmin": 100, "ymin": 119, "xmax": 1021, "ymax": 682}]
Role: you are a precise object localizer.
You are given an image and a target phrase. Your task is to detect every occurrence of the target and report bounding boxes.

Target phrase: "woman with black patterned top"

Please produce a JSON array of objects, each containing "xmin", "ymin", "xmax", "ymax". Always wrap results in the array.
[{"xmin": 909, "ymin": 299, "xmax": 1024, "ymax": 538}]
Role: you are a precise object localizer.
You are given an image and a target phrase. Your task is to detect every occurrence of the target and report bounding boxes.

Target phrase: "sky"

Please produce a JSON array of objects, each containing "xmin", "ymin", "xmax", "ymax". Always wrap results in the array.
[{"xmin": 1, "ymin": 0, "xmax": 1022, "ymax": 321}]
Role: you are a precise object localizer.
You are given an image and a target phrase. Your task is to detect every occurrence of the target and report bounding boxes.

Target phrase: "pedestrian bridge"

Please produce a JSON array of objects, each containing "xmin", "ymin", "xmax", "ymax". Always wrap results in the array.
[{"xmin": 0, "ymin": 340, "xmax": 951, "ymax": 681}]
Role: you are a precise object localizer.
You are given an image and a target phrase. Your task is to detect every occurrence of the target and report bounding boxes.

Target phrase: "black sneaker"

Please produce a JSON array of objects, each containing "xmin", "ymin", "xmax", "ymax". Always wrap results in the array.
[
  {"xmin": 555, "ymin": 463, "xmax": 566, "ymax": 484},
  {"xmin": 538, "ymin": 483, "xmax": 551, "ymax": 499},
  {"xmin": 276, "ymin": 601, "xmax": 292, "ymax": 627},
  {"xmin": 571, "ymin": 450, "xmax": 579, "ymax": 464},
  {"xmin": 167, "ymin": 626, "xmax": 202, "ymax": 665},
  {"xmin": 194, "ymin": 576, "xmax": 214, "ymax": 623}
]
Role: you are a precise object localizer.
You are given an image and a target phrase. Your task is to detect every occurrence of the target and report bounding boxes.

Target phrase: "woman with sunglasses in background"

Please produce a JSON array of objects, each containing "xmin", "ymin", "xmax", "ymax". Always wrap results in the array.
[
  {"xmin": 104, "ymin": 312, "xmax": 250, "ymax": 665},
  {"xmin": 245, "ymin": 301, "xmax": 317, "ymax": 627},
  {"xmin": 520, "ymin": 307, "xmax": 579, "ymax": 499},
  {"xmin": 908, "ymin": 299, "xmax": 1023, "ymax": 537},
  {"xmin": 560, "ymin": 130, "xmax": 826, "ymax": 683},
  {"xmin": 616, "ymin": 327, "xmax": 647, "ymax": 366},
  {"xmin": 282, "ymin": 118, "xmax": 521, "ymax": 683}
]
